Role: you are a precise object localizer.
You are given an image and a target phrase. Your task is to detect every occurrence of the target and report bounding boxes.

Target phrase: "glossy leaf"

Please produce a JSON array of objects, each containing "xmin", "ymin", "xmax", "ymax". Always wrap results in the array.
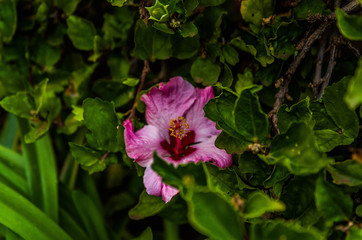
[
  {"xmin": 128, "ymin": 190, "xmax": 166, "ymax": 220},
  {"xmin": 55, "ymin": 0, "xmax": 82, "ymax": 15},
  {"xmin": 315, "ymin": 177, "xmax": 353, "ymax": 222},
  {"xmin": 234, "ymin": 88, "xmax": 269, "ymax": 142},
  {"xmin": 345, "ymin": 60, "xmax": 362, "ymax": 109},
  {"xmin": 244, "ymin": 191, "xmax": 285, "ymax": 218},
  {"xmin": 83, "ymin": 98, "xmax": 121, "ymax": 152},
  {"xmin": 323, "ymin": 77, "xmax": 359, "ymax": 139},
  {"xmin": 0, "ymin": 0, "xmax": 17, "ymax": 43},
  {"xmin": 187, "ymin": 191, "xmax": 243, "ymax": 240},
  {"xmin": 269, "ymin": 123, "xmax": 331, "ymax": 175},
  {"xmin": 336, "ymin": 8, "xmax": 362, "ymax": 41},
  {"xmin": 277, "ymin": 98, "xmax": 313, "ymax": 134},
  {"xmin": 327, "ymin": 160, "xmax": 362, "ymax": 186},
  {"xmin": 250, "ymin": 220, "xmax": 321, "ymax": 240},
  {"xmin": 191, "ymin": 57, "xmax": 221, "ymax": 86},
  {"xmin": 133, "ymin": 19, "xmax": 172, "ymax": 61},
  {"xmin": 66, "ymin": 15, "xmax": 96, "ymax": 50}
]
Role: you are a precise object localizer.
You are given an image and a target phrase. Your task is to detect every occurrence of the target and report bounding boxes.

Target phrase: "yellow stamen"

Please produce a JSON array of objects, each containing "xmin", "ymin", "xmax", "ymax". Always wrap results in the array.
[{"xmin": 168, "ymin": 116, "xmax": 190, "ymax": 140}]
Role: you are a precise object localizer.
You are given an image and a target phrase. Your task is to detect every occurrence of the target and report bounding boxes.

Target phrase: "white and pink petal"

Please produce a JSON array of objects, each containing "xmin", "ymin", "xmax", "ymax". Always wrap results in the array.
[
  {"xmin": 141, "ymin": 77, "xmax": 197, "ymax": 138},
  {"xmin": 123, "ymin": 119, "xmax": 165, "ymax": 167}
]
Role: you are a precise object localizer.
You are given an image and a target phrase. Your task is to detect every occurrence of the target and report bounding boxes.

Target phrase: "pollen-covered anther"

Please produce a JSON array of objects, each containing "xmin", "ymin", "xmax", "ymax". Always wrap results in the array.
[{"xmin": 168, "ymin": 116, "xmax": 190, "ymax": 139}]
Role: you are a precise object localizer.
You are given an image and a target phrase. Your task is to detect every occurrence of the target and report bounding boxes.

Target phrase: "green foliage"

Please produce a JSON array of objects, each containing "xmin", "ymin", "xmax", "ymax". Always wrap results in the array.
[
  {"xmin": 336, "ymin": 8, "xmax": 362, "ymax": 40},
  {"xmin": 0, "ymin": 0, "xmax": 362, "ymax": 239}
]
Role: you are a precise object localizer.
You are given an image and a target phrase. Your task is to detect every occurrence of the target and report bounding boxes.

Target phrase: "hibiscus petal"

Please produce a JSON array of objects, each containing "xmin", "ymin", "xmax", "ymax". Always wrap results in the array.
[
  {"xmin": 143, "ymin": 166, "xmax": 179, "ymax": 203},
  {"xmin": 186, "ymin": 87, "xmax": 221, "ymax": 142},
  {"xmin": 161, "ymin": 183, "xmax": 179, "ymax": 203},
  {"xmin": 123, "ymin": 119, "xmax": 165, "ymax": 167},
  {"xmin": 143, "ymin": 166, "xmax": 162, "ymax": 196},
  {"xmin": 174, "ymin": 135, "xmax": 232, "ymax": 168},
  {"xmin": 141, "ymin": 76, "xmax": 196, "ymax": 138}
]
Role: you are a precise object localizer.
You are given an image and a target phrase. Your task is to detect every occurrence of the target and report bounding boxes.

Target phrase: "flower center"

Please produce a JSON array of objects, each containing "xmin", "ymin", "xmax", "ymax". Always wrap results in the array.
[
  {"xmin": 168, "ymin": 116, "xmax": 190, "ymax": 140},
  {"xmin": 161, "ymin": 116, "xmax": 196, "ymax": 161}
]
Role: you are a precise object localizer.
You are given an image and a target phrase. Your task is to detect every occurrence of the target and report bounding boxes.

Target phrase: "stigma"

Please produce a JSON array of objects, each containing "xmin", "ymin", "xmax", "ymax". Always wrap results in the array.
[{"xmin": 168, "ymin": 116, "xmax": 190, "ymax": 140}]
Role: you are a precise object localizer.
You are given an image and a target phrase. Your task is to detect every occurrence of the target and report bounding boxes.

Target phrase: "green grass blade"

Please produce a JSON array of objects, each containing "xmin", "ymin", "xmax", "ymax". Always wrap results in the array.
[
  {"xmin": 59, "ymin": 208, "xmax": 89, "ymax": 240},
  {"xmin": 0, "ymin": 182, "xmax": 71, "ymax": 240},
  {"xmin": 0, "ymin": 144, "xmax": 25, "ymax": 176},
  {"xmin": 72, "ymin": 190, "xmax": 110, "ymax": 240},
  {"xmin": 0, "ymin": 161, "xmax": 28, "ymax": 197},
  {"xmin": 16, "ymin": 118, "xmax": 58, "ymax": 222},
  {"xmin": 0, "ymin": 113, "xmax": 17, "ymax": 149}
]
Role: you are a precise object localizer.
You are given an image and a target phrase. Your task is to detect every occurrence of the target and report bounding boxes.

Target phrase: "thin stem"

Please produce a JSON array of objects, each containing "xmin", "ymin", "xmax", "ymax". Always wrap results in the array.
[
  {"xmin": 317, "ymin": 40, "xmax": 338, "ymax": 99},
  {"xmin": 313, "ymin": 34, "xmax": 328, "ymax": 97},
  {"xmin": 164, "ymin": 220, "xmax": 179, "ymax": 240},
  {"xmin": 128, "ymin": 60, "xmax": 150, "ymax": 120}
]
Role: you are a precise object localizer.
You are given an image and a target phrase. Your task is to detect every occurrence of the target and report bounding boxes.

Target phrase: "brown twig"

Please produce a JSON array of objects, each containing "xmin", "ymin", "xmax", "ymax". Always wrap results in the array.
[
  {"xmin": 268, "ymin": 0, "xmax": 361, "ymax": 133},
  {"xmin": 128, "ymin": 60, "xmax": 150, "ymax": 120},
  {"xmin": 345, "ymin": 39, "xmax": 361, "ymax": 58},
  {"xmin": 269, "ymin": 22, "xmax": 331, "ymax": 133},
  {"xmin": 316, "ymin": 38, "xmax": 338, "ymax": 99},
  {"xmin": 312, "ymin": 34, "xmax": 328, "ymax": 97}
]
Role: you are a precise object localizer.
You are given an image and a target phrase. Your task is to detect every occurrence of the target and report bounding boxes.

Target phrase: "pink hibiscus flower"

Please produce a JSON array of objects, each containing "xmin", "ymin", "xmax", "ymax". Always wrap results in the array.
[{"xmin": 123, "ymin": 77, "xmax": 232, "ymax": 202}]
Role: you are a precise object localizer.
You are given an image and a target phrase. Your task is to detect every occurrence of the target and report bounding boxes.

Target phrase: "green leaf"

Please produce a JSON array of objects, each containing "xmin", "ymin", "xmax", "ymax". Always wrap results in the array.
[
  {"xmin": 294, "ymin": 0, "xmax": 329, "ymax": 19},
  {"xmin": 347, "ymin": 226, "xmax": 362, "ymax": 240},
  {"xmin": 187, "ymin": 191, "xmax": 243, "ymax": 240},
  {"xmin": 310, "ymin": 100, "xmax": 354, "ymax": 152},
  {"xmin": 277, "ymin": 97, "xmax": 313, "ymax": 134},
  {"xmin": 133, "ymin": 19, "xmax": 172, "ymax": 61},
  {"xmin": 204, "ymin": 91, "xmax": 242, "ymax": 138},
  {"xmin": 356, "ymin": 205, "xmax": 362, "ymax": 217},
  {"xmin": 66, "ymin": 15, "xmax": 96, "ymax": 51},
  {"xmin": 215, "ymin": 131, "xmax": 250, "ymax": 154},
  {"xmin": 315, "ymin": 177, "xmax": 353, "ymax": 222},
  {"xmin": 0, "ymin": 182, "xmax": 71, "ymax": 240},
  {"xmin": 179, "ymin": 22, "xmax": 198, "ymax": 38},
  {"xmin": 107, "ymin": 54, "xmax": 130, "ymax": 80},
  {"xmin": 323, "ymin": 77, "xmax": 359, "ymax": 139},
  {"xmin": 55, "ymin": 0, "xmax": 82, "ymax": 15},
  {"xmin": 171, "ymin": 34, "xmax": 200, "ymax": 59},
  {"xmin": 280, "ymin": 176, "xmax": 317, "ymax": 219},
  {"xmin": 240, "ymin": 0, "xmax": 274, "ymax": 29},
  {"xmin": 122, "ymin": 78, "xmax": 139, "ymax": 87},
  {"xmin": 250, "ymin": 220, "xmax": 322, "ymax": 240},
  {"xmin": 327, "ymin": 160, "xmax": 362, "ymax": 186},
  {"xmin": 106, "ymin": 0, "xmax": 127, "ymax": 7},
  {"xmin": 69, "ymin": 143, "xmax": 116, "ymax": 174},
  {"xmin": 152, "ymin": 22, "xmax": 174, "ymax": 34},
  {"xmin": 133, "ymin": 227, "xmax": 153, "ymax": 240},
  {"xmin": 83, "ymin": 98, "xmax": 121, "ymax": 152},
  {"xmin": 235, "ymin": 68, "xmax": 254, "ymax": 94},
  {"xmin": 199, "ymin": 0, "xmax": 226, "ymax": 7},
  {"xmin": 244, "ymin": 191, "xmax": 285, "ymax": 218},
  {"xmin": 72, "ymin": 191, "xmax": 110, "ymax": 240},
  {"xmin": 222, "ymin": 44, "xmax": 239, "ymax": 66},
  {"xmin": 128, "ymin": 190, "xmax": 166, "ymax": 220},
  {"xmin": 0, "ymin": 63, "xmax": 30, "ymax": 94},
  {"xmin": 269, "ymin": 123, "xmax": 331, "ymax": 175},
  {"xmin": 152, "ymin": 153, "xmax": 207, "ymax": 190},
  {"xmin": 0, "ymin": 92, "xmax": 35, "ymax": 119},
  {"xmin": 336, "ymin": 8, "xmax": 362, "ymax": 41},
  {"xmin": 234, "ymin": 88, "xmax": 269, "ymax": 142},
  {"xmin": 190, "ymin": 57, "xmax": 221, "ymax": 86},
  {"xmin": 204, "ymin": 164, "xmax": 239, "ymax": 198},
  {"xmin": 345, "ymin": 60, "xmax": 362, "ymax": 109},
  {"xmin": 0, "ymin": 0, "xmax": 17, "ymax": 43}
]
